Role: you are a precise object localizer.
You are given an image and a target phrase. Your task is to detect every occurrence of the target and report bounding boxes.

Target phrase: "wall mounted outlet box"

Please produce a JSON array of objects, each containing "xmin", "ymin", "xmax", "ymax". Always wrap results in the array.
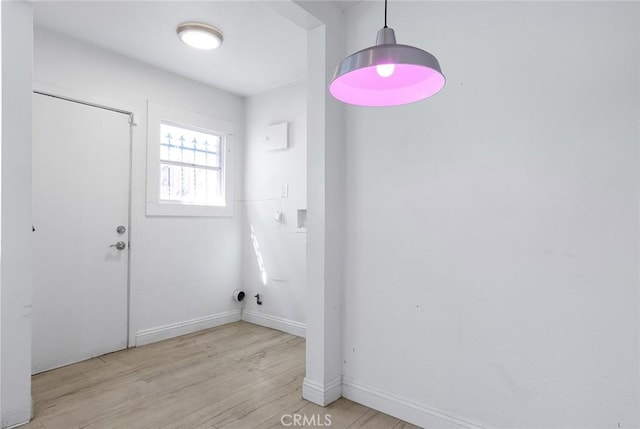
[{"xmin": 263, "ymin": 122, "xmax": 288, "ymax": 151}]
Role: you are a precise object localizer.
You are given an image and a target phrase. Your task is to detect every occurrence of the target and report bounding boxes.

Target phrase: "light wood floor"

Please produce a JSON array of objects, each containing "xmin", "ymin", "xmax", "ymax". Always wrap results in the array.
[{"xmin": 23, "ymin": 321, "xmax": 420, "ymax": 429}]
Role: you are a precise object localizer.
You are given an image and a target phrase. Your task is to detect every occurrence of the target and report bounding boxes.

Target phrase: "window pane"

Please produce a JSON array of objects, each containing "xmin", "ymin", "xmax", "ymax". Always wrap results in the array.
[
  {"xmin": 160, "ymin": 142, "xmax": 169, "ymax": 160},
  {"xmin": 160, "ymin": 163, "xmax": 221, "ymax": 205},
  {"xmin": 160, "ymin": 123, "xmax": 220, "ymax": 168},
  {"xmin": 198, "ymin": 138, "xmax": 220, "ymax": 168}
]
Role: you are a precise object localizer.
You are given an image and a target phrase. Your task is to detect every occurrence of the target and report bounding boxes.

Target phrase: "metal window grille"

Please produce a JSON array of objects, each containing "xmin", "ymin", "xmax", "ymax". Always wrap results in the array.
[{"xmin": 159, "ymin": 122, "xmax": 223, "ymax": 205}]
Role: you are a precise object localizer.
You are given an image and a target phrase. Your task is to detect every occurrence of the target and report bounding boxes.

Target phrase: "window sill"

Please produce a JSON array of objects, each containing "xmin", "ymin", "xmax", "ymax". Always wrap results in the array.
[{"xmin": 146, "ymin": 201, "xmax": 233, "ymax": 217}]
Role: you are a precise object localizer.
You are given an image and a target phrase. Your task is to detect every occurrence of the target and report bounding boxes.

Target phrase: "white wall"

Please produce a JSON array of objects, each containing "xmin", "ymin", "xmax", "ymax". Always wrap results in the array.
[
  {"xmin": 1, "ymin": 2, "xmax": 33, "ymax": 427},
  {"xmin": 342, "ymin": 2, "xmax": 639, "ymax": 428},
  {"xmin": 294, "ymin": 0, "xmax": 346, "ymax": 406},
  {"xmin": 241, "ymin": 81, "xmax": 307, "ymax": 336},
  {"xmin": 0, "ymin": 2, "xmax": 2, "ymax": 421},
  {"xmin": 33, "ymin": 28, "xmax": 245, "ymax": 346}
]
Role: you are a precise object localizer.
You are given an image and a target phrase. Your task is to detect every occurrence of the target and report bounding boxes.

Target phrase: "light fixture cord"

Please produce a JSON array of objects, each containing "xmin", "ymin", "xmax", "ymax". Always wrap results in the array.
[{"xmin": 384, "ymin": 0, "xmax": 388, "ymax": 28}]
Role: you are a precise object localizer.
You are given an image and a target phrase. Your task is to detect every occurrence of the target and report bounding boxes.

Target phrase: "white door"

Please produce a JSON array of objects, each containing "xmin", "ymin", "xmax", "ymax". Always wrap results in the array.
[{"xmin": 32, "ymin": 93, "xmax": 131, "ymax": 374}]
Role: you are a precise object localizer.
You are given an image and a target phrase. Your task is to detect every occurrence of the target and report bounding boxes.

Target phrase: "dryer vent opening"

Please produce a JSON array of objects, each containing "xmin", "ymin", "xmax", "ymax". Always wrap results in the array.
[{"xmin": 233, "ymin": 290, "xmax": 245, "ymax": 302}]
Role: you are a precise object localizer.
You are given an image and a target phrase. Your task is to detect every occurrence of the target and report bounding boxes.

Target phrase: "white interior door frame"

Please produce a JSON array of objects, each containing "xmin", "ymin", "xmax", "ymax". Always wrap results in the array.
[{"xmin": 33, "ymin": 86, "xmax": 139, "ymax": 348}]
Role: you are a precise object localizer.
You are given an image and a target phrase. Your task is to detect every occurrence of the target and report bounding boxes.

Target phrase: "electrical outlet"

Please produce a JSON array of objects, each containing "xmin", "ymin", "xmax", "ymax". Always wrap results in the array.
[{"xmin": 282, "ymin": 184, "xmax": 289, "ymax": 198}]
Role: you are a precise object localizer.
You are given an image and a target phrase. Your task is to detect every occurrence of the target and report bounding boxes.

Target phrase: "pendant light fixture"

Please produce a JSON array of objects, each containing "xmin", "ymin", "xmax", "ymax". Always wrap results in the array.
[{"xmin": 329, "ymin": 0, "xmax": 445, "ymax": 107}]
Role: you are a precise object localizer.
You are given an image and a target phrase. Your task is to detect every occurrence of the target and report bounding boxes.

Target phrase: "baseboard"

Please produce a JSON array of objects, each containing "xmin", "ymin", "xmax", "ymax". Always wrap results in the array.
[
  {"xmin": 302, "ymin": 376, "xmax": 342, "ymax": 406},
  {"xmin": 342, "ymin": 377, "xmax": 487, "ymax": 429},
  {"xmin": 2, "ymin": 399, "xmax": 32, "ymax": 429},
  {"xmin": 241, "ymin": 309, "xmax": 305, "ymax": 338},
  {"xmin": 4, "ymin": 420, "xmax": 30, "ymax": 429},
  {"xmin": 135, "ymin": 309, "xmax": 241, "ymax": 346}
]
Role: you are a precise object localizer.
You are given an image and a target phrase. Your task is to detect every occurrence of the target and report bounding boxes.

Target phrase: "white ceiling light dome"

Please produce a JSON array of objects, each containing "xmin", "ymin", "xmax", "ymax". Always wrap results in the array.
[{"xmin": 177, "ymin": 22, "xmax": 223, "ymax": 50}]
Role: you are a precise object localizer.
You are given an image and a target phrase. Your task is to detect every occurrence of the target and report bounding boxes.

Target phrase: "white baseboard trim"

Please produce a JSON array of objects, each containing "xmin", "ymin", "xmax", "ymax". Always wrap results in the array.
[
  {"xmin": 302, "ymin": 376, "xmax": 342, "ymax": 406},
  {"xmin": 342, "ymin": 377, "xmax": 487, "ymax": 429},
  {"xmin": 135, "ymin": 309, "xmax": 241, "ymax": 346},
  {"xmin": 4, "ymin": 419, "xmax": 30, "ymax": 429},
  {"xmin": 241, "ymin": 309, "xmax": 305, "ymax": 338},
  {"xmin": 2, "ymin": 399, "xmax": 32, "ymax": 429}
]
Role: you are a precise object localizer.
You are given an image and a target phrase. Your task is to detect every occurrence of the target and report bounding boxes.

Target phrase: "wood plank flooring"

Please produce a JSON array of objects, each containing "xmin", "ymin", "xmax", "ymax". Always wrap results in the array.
[{"xmin": 23, "ymin": 321, "xmax": 420, "ymax": 429}]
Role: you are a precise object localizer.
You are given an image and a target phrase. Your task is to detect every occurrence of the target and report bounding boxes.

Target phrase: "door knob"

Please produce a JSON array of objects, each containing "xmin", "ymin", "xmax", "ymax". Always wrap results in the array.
[{"xmin": 110, "ymin": 241, "xmax": 126, "ymax": 251}]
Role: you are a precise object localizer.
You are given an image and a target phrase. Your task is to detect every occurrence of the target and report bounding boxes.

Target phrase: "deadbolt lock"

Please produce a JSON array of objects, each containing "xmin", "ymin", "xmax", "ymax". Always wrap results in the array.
[{"xmin": 116, "ymin": 225, "xmax": 126, "ymax": 234}]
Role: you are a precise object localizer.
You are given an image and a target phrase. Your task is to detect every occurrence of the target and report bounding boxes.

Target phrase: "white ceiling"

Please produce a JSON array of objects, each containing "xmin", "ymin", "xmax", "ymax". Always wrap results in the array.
[
  {"xmin": 333, "ymin": 1, "xmax": 364, "ymax": 11},
  {"xmin": 34, "ymin": 1, "xmax": 309, "ymax": 97}
]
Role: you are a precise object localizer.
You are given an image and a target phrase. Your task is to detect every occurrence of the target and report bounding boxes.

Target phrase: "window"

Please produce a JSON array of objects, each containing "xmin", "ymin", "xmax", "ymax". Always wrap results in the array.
[
  {"xmin": 147, "ymin": 101, "xmax": 234, "ymax": 216},
  {"xmin": 159, "ymin": 122, "xmax": 222, "ymax": 205}
]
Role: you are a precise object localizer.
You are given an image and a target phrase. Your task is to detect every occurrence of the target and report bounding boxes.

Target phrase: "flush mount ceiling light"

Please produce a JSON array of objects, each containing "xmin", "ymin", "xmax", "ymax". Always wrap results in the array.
[
  {"xmin": 329, "ymin": 0, "xmax": 445, "ymax": 107},
  {"xmin": 177, "ymin": 22, "xmax": 223, "ymax": 50}
]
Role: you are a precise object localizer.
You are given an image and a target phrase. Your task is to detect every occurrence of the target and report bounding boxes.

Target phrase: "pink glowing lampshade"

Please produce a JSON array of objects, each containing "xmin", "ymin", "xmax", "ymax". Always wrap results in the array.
[{"xmin": 329, "ymin": 27, "xmax": 445, "ymax": 107}]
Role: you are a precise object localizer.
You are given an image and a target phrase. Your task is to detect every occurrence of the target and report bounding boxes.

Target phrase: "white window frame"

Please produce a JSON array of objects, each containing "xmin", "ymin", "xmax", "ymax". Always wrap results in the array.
[{"xmin": 146, "ymin": 101, "xmax": 234, "ymax": 217}]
